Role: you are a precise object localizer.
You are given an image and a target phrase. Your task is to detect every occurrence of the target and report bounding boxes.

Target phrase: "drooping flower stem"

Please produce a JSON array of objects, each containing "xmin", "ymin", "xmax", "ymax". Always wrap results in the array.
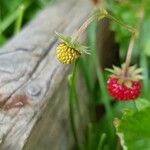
[
  {"xmin": 123, "ymin": 32, "xmax": 136, "ymax": 76},
  {"xmin": 106, "ymin": 14, "xmax": 136, "ymax": 33},
  {"xmin": 72, "ymin": 8, "xmax": 108, "ymax": 42},
  {"xmin": 72, "ymin": 16, "xmax": 94, "ymax": 41},
  {"xmin": 103, "ymin": 10, "xmax": 136, "ymax": 77},
  {"xmin": 68, "ymin": 60, "xmax": 80, "ymax": 150},
  {"xmin": 123, "ymin": 3, "xmax": 145, "ymax": 77},
  {"xmin": 104, "ymin": 5, "xmax": 145, "ymax": 77}
]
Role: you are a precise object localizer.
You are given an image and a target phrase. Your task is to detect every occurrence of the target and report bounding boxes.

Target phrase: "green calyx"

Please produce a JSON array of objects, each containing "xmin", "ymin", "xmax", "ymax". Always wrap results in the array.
[
  {"xmin": 55, "ymin": 8, "xmax": 109, "ymax": 54},
  {"xmin": 106, "ymin": 64, "xmax": 143, "ymax": 87},
  {"xmin": 56, "ymin": 32, "xmax": 90, "ymax": 54}
]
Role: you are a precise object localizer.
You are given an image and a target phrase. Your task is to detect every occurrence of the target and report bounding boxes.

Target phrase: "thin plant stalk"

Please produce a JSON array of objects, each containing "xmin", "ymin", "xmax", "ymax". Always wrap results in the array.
[
  {"xmin": 94, "ymin": 49, "xmax": 114, "ymax": 137},
  {"xmin": 123, "ymin": 32, "xmax": 136, "ymax": 76},
  {"xmin": 72, "ymin": 16, "xmax": 95, "ymax": 41},
  {"xmin": 106, "ymin": 14, "xmax": 136, "ymax": 33},
  {"xmin": 72, "ymin": 8, "xmax": 108, "ymax": 41},
  {"xmin": 68, "ymin": 60, "xmax": 80, "ymax": 150},
  {"xmin": 93, "ymin": 38, "xmax": 112, "ymax": 120},
  {"xmin": 123, "ymin": 2, "xmax": 144, "ymax": 76},
  {"xmin": 89, "ymin": 21, "xmax": 114, "ymax": 144},
  {"xmin": 105, "ymin": 11, "xmax": 136, "ymax": 76}
]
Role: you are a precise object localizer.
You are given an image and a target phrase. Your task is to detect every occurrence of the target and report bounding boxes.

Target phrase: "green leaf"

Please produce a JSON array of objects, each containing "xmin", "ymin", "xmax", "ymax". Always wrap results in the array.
[
  {"xmin": 115, "ymin": 107, "xmax": 150, "ymax": 150},
  {"xmin": 135, "ymin": 98, "xmax": 150, "ymax": 111}
]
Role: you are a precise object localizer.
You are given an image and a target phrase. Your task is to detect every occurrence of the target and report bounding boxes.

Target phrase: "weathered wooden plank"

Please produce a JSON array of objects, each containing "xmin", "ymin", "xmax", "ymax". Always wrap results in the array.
[{"xmin": 0, "ymin": 0, "xmax": 92, "ymax": 149}]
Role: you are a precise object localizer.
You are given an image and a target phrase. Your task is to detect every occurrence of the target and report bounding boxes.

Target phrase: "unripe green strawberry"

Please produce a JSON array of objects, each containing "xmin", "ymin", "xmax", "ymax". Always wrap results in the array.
[{"xmin": 56, "ymin": 43, "xmax": 81, "ymax": 64}]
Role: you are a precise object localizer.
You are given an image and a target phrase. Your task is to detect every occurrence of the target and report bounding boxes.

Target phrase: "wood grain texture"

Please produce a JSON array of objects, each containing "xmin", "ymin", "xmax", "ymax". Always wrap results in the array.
[{"xmin": 0, "ymin": 0, "xmax": 92, "ymax": 149}]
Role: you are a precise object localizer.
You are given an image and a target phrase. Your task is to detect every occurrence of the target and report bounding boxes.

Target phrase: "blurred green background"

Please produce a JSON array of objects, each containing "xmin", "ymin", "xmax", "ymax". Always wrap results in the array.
[{"xmin": 0, "ymin": 0, "xmax": 54, "ymax": 45}]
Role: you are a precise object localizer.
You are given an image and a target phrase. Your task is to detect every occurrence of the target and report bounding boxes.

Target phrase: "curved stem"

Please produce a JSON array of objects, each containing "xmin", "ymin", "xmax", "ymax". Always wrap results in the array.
[
  {"xmin": 72, "ymin": 16, "xmax": 94, "ymax": 41},
  {"xmin": 123, "ymin": 2, "xmax": 145, "ymax": 76},
  {"xmin": 72, "ymin": 8, "xmax": 108, "ymax": 42},
  {"xmin": 106, "ymin": 14, "xmax": 136, "ymax": 33}
]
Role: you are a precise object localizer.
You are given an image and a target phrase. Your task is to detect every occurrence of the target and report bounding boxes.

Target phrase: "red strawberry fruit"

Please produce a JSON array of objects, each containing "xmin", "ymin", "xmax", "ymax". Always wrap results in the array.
[{"xmin": 106, "ymin": 64, "xmax": 142, "ymax": 101}]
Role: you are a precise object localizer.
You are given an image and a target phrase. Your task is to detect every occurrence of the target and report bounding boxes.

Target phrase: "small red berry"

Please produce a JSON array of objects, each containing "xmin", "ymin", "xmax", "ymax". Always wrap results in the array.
[
  {"xmin": 107, "ymin": 77, "xmax": 141, "ymax": 101},
  {"xmin": 106, "ymin": 64, "xmax": 143, "ymax": 101}
]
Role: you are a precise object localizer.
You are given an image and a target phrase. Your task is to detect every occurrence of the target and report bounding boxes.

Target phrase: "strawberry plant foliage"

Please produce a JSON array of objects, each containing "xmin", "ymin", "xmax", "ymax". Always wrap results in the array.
[
  {"xmin": 135, "ymin": 98, "xmax": 150, "ymax": 111},
  {"xmin": 115, "ymin": 107, "xmax": 150, "ymax": 150}
]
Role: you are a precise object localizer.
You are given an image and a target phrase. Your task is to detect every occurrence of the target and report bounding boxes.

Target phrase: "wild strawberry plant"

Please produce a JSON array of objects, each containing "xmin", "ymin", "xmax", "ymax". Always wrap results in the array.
[
  {"xmin": 56, "ymin": 0, "xmax": 150, "ymax": 150},
  {"xmin": 1, "ymin": 0, "xmax": 150, "ymax": 149}
]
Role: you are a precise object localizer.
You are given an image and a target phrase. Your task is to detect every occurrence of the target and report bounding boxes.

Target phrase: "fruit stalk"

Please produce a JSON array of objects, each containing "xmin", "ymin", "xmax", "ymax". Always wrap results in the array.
[
  {"xmin": 123, "ymin": 3, "xmax": 145, "ymax": 77},
  {"xmin": 123, "ymin": 31, "xmax": 136, "ymax": 76},
  {"xmin": 106, "ymin": 14, "xmax": 136, "ymax": 33},
  {"xmin": 72, "ymin": 16, "xmax": 94, "ymax": 41},
  {"xmin": 72, "ymin": 8, "xmax": 108, "ymax": 41}
]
